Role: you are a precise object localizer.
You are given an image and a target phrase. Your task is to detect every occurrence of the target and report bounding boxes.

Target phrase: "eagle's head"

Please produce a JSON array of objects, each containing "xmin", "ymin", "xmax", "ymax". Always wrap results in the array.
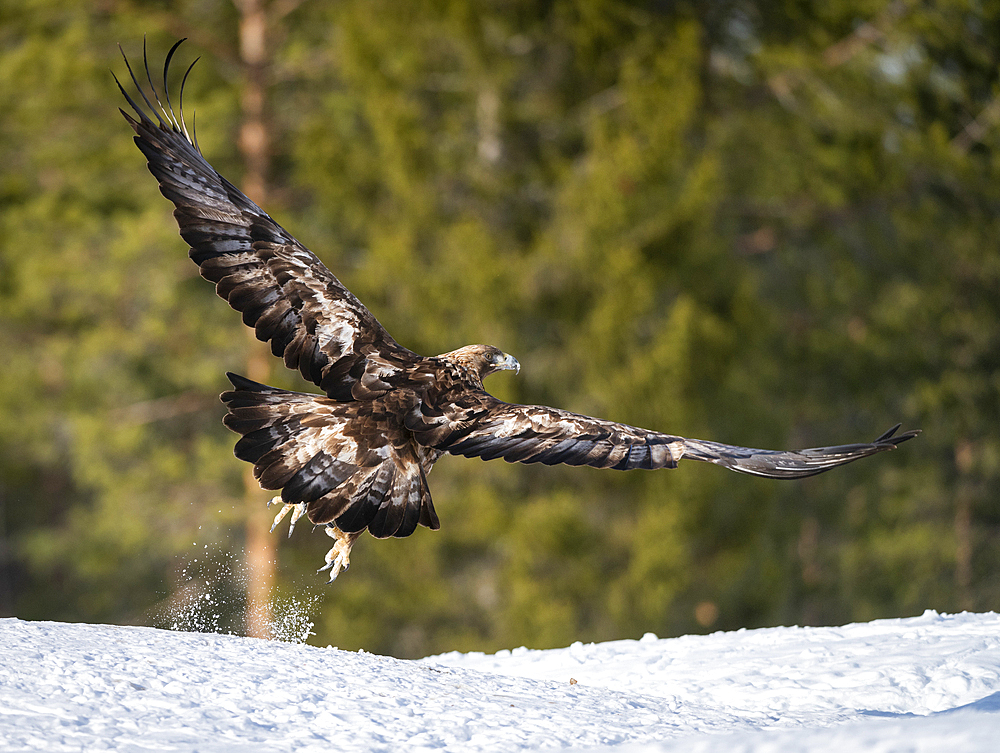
[{"xmin": 439, "ymin": 344, "xmax": 520, "ymax": 380}]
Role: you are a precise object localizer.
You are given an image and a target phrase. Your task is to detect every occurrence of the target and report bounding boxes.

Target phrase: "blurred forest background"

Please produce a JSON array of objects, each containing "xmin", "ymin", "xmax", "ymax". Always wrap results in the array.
[{"xmin": 2, "ymin": 0, "xmax": 998, "ymax": 658}]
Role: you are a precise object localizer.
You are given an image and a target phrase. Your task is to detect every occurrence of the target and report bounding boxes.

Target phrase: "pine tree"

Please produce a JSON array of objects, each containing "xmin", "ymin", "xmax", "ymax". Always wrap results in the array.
[{"xmin": 4, "ymin": 0, "xmax": 999, "ymax": 658}]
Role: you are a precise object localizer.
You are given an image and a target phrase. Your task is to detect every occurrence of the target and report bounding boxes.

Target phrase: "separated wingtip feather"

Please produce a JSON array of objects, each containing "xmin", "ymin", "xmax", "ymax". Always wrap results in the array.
[
  {"xmin": 112, "ymin": 69, "xmax": 146, "ymax": 124},
  {"xmin": 117, "ymin": 38, "xmax": 202, "ymax": 150},
  {"xmin": 161, "ymin": 38, "xmax": 188, "ymax": 132},
  {"xmin": 191, "ymin": 107, "xmax": 201, "ymax": 153},
  {"xmin": 178, "ymin": 56, "xmax": 201, "ymax": 150},
  {"xmin": 142, "ymin": 36, "xmax": 172, "ymax": 128},
  {"xmin": 873, "ymin": 424, "xmax": 921, "ymax": 447},
  {"xmin": 118, "ymin": 40, "xmax": 167, "ymax": 128}
]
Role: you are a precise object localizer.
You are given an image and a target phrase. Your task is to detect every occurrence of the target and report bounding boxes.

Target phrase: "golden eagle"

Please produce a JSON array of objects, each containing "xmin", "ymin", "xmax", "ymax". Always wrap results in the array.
[{"xmin": 116, "ymin": 42, "xmax": 918, "ymax": 581}]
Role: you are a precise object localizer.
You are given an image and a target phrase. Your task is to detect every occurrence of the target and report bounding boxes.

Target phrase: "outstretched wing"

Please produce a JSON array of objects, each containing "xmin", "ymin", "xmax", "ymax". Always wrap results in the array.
[
  {"xmin": 407, "ymin": 394, "xmax": 919, "ymax": 479},
  {"xmin": 115, "ymin": 40, "xmax": 417, "ymax": 401}
]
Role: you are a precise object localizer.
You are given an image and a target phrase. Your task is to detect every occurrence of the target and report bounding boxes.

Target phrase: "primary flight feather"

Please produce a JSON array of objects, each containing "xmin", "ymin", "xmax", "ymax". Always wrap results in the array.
[{"xmin": 116, "ymin": 41, "xmax": 919, "ymax": 580}]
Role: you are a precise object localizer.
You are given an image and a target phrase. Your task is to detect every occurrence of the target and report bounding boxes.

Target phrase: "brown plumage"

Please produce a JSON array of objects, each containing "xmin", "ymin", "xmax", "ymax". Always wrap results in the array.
[{"xmin": 116, "ymin": 41, "xmax": 919, "ymax": 580}]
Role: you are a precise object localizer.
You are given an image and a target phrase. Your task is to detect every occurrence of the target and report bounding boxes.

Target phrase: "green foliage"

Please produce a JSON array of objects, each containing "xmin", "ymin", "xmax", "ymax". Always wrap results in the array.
[{"xmin": 2, "ymin": 0, "xmax": 998, "ymax": 657}]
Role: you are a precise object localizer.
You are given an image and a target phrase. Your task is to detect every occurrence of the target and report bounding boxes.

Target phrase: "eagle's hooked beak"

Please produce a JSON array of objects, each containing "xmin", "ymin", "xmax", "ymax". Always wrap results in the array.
[{"xmin": 499, "ymin": 353, "xmax": 520, "ymax": 375}]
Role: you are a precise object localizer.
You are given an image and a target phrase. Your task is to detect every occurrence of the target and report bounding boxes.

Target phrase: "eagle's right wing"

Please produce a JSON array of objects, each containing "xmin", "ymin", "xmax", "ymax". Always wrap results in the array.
[
  {"xmin": 408, "ymin": 393, "xmax": 919, "ymax": 479},
  {"xmin": 116, "ymin": 40, "xmax": 418, "ymax": 401}
]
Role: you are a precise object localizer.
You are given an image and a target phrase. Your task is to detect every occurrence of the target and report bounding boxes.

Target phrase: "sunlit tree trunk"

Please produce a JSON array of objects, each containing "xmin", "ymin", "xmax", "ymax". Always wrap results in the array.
[
  {"xmin": 234, "ymin": 0, "xmax": 275, "ymax": 639},
  {"xmin": 955, "ymin": 442, "xmax": 974, "ymax": 612}
]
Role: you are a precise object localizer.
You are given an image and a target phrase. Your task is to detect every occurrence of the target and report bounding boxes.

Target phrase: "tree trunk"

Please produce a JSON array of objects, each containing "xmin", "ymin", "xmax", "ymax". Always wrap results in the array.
[
  {"xmin": 235, "ymin": 0, "xmax": 276, "ymax": 639},
  {"xmin": 955, "ymin": 441, "xmax": 974, "ymax": 612}
]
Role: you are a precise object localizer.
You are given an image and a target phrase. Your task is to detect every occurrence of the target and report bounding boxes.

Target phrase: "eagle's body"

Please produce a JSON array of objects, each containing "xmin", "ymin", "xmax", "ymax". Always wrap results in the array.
[{"xmin": 117, "ymin": 42, "xmax": 918, "ymax": 580}]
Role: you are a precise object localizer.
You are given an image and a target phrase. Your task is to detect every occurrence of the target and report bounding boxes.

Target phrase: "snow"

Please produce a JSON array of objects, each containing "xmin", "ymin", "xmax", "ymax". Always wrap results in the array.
[{"xmin": 2, "ymin": 611, "xmax": 1000, "ymax": 751}]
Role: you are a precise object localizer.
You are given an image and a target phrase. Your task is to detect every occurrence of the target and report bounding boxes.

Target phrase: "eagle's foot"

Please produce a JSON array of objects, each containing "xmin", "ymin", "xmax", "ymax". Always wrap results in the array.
[
  {"xmin": 269, "ymin": 498, "xmax": 306, "ymax": 538},
  {"xmin": 318, "ymin": 526, "xmax": 359, "ymax": 583}
]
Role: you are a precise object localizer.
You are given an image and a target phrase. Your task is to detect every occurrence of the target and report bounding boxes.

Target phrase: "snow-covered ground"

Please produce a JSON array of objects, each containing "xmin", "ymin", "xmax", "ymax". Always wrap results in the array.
[{"xmin": 2, "ymin": 611, "xmax": 999, "ymax": 751}]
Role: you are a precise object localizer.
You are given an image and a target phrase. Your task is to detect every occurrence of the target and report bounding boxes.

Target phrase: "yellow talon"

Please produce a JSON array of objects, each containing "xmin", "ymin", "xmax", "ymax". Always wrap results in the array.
[
  {"xmin": 269, "ymin": 500, "xmax": 306, "ymax": 537},
  {"xmin": 318, "ymin": 526, "xmax": 361, "ymax": 583}
]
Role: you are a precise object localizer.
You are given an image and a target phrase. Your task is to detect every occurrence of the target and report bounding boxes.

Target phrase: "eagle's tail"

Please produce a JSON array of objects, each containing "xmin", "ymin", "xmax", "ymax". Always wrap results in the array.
[{"xmin": 220, "ymin": 373, "xmax": 438, "ymax": 543}]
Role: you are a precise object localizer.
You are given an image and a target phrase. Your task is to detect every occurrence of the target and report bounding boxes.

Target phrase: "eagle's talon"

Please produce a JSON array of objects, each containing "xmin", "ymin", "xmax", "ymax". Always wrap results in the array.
[
  {"xmin": 319, "ymin": 526, "xmax": 357, "ymax": 583},
  {"xmin": 286, "ymin": 504, "xmax": 306, "ymax": 537},
  {"xmin": 269, "ymin": 501, "xmax": 306, "ymax": 536}
]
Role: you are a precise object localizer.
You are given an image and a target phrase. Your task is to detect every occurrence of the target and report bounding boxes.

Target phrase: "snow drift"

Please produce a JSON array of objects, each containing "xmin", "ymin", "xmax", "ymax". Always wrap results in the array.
[{"xmin": 2, "ymin": 611, "xmax": 1000, "ymax": 751}]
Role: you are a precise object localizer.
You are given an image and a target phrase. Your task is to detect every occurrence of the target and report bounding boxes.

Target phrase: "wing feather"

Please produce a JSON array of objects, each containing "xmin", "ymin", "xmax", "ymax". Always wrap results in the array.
[
  {"xmin": 116, "ymin": 42, "xmax": 418, "ymax": 401},
  {"xmin": 411, "ymin": 394, "xmax": 918, "ymax": 479}
]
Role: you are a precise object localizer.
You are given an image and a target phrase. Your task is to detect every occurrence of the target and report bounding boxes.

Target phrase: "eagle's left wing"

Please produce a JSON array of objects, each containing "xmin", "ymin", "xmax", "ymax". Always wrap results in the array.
[
  {"xmin": 115, "ymin": 41, "xmax": 417, "ymax": 401},
  {"xmin": 407, "ymin": 394, "xmax": 919, "ymax": 479}
]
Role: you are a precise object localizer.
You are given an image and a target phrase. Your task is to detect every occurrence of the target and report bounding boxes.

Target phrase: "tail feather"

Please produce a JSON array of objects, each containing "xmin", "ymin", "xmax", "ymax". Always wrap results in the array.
[
  {"xmin": 417, "ymin": 466, "xmax": 440, "ymax": 531},
  {"xmin": 367, "ymin": 461, "xmax": 425, "ymax": 539},
  {"xmin": 313, "ymin": 458, "xmax": 429, "ymax": 539},
  {"xmin": 328, "ymin": 463, "xmax": 390, "ymax": 534}
]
